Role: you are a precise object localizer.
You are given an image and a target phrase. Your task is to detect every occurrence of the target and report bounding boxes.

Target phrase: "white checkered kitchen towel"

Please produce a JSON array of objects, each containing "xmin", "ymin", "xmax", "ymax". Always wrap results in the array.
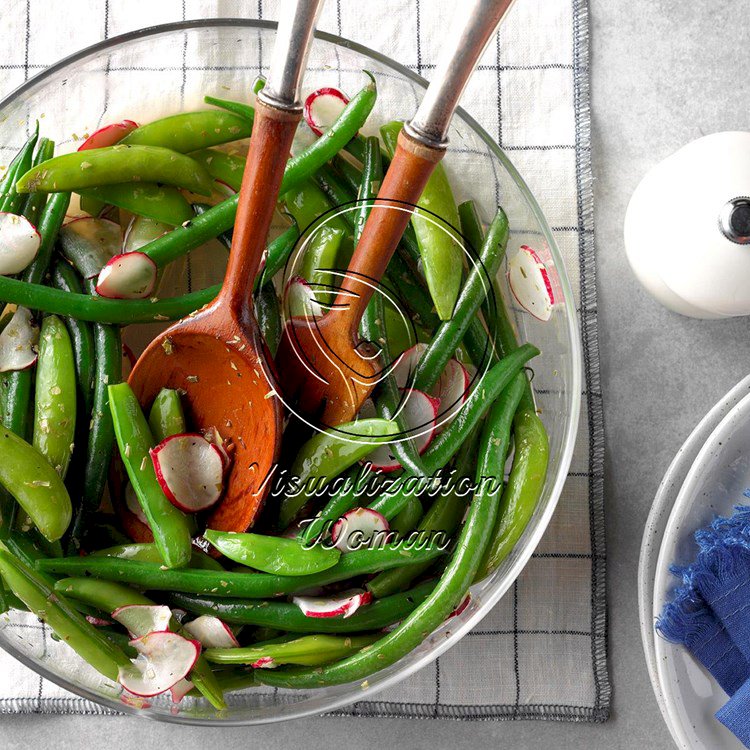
[{"xmin": 0, "ymin": 0, "xmax": 608, "ymax": 721}]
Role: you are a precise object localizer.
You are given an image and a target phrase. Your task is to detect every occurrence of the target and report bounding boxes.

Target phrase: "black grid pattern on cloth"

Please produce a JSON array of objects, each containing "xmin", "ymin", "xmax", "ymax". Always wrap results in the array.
[{"xmin": 0, "ymin": 0, "xmax": 609, "ymax": 722}]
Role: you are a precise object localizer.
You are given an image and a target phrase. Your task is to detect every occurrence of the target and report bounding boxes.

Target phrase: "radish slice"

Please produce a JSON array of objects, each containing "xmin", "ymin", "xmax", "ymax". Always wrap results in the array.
[
  {"xmin": 112, "ymin": 604, "xmax": 172, "ymax": 637},
  {"xmin": 169, "ymin": 678, "xmax": 194, "ymax": 704},
  {"xmin": 359, "ymin": 389, "xmax": 439, "ymax": 472},
  {"xmin": 392, "ymin": 343, "xmax": 428, "ymax": 390},
  {"xmin": 292, "ymin": 589, "xmax": 372, "ymax": 619},
  {"xmin": 124, "ymin": 482, "xmax": 150, "ymax": 527},
  {"xmin": 331, "ymin": 508, "xmax": 390, "ymax": 552},
  {"xmin": 59, "ymin": 217, "xmax": 122, "ymax": 279},
  {"xmin": 123, "ymin": 215, "xmax": 170, "ymax": 253},
  {"xmin": 251, "ymin": 656, "xmax": 276, "ymax": 669},
  {"xmin": 508, "ymin": 245, "xmax": 555, "ymax": 322},
  {"xmin": 150, "ymin": 433, "xmax": 224, "ymax": 513},
  {"xmin": 0, "ymin": 213, "xmax": 41, "ymax": 275},
  {"xmin": 78, "ymin": 120, "xmax": 138, "ymax": 151},
  {"xmin": 118, "ymin": 631, "xmax": 200, "ymax": 698},
  {"xmin": 214, "ymin": 179, "xmax": 237, "ymax": 199},
  {"xmin": 449, "ymin": 594, "xmax": 471, "ymax": 619},
  {"xmin": 202, "ymin": 426, "xmax": 231, "ymax": 473},
  {"xmin": 183, "ymin": 616, "xmax": 239, "ymax": 648},
  {"xmin": 303, "ymin": 88, "xmax": 350, "ymax": 137},
  {"xmin": 85, "ymin": 615, "xmax": 113, "ymax": 627},
  {"xmin": 0, "ymin": 307, "xmax": 39, "ymax": 373},
  {"xmin": 95, "ymin": 251, "xmax": 157, "ymax": 300},
  {"xmin": 432, "ymin": 358, "xmax": 471, "ymax": 431},
  {"xmin": 285, "ymin": 276, "xmax": 325, "ymax": 318}
]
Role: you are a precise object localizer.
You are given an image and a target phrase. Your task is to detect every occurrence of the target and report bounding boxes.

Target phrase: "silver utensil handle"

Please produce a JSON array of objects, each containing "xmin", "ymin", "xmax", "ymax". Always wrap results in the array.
[
  {"xmin": 258, "ymin": 0, "xmax": 325, "ymax": 112},
  {"xmin": 405, "ymin": 0, "xmax": 516, "ymax": 149}
]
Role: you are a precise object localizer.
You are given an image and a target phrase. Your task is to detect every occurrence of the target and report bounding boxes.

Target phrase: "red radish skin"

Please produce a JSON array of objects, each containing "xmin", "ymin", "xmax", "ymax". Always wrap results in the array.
[
  {"xmin": 303, "ymin": 88, "xmax": 350, "ymax": 137},
  {"xmin": 331, "ymin": 508, "xmax": 390, "ymax": 552},
  {"xmin": 214, "ymin": 179, "xmax": 237, "ymax": 199},
  {"xmin": 448, "ymin": 594, "xmax": 471, "ymax": 619},
  {"xmin": 95, "ymin": 251, "xmax": 157, "ymax": 300},
  {"xmin": 78, "ymin": 120, "xmax": 138, "ymax": 151},
  {"xmin": 251, "ymin": 656, "xmax": 276, "ymax": 669},
  {"xmin": 508, "ymin": 245, "xmax": 555, "ymax": 322},
  {"xmin": 85, "ymin": 615, "xmax": 113, "ymax": 627},
  {"xmin": 292, "ymin": 590, "xmax": 373, "ymax": 619},
  {"xmin": 150, "ymin": 433, "xmax": 225, "ymax": 513},
  {"xmin": 0, "ymin": 307, "xmax": 39, "ymax": 373},
  {"xmin": 118, "ymin": 631, "xmax": 200, "ymax": 698},
  {"xmin": 359, "ymin": 389, "xmax": 439, "ymax": 472},
  {"xmin": 112, "ymin": 604, "xmax": 172, "ymax": 637},
  {"xmin": 0, "ymin": 213, "xmax": 41, "ymax": 275},
  {"xmin": 183, "ymin": 615, "xmax": 239, "ymax": 648}
]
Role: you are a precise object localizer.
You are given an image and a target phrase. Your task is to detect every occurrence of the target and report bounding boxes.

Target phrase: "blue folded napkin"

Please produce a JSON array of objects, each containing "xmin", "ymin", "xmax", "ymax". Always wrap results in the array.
[{"xmin": 657, "ymin": 506, "xmax": 750, "ymax": 746}]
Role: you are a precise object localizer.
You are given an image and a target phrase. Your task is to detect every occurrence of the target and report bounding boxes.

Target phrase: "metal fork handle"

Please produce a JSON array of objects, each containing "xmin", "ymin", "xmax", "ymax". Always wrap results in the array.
[
  {"xmin": 405, "ymin": 0, "xmax": 516, "ymax": 149},
  {"xmin": 258, "ymin": 0, "xmax": 325, "ymax": 112}
]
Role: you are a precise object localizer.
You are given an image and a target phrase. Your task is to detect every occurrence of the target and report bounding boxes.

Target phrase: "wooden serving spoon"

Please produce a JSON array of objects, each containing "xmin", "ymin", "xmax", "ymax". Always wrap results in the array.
[
  {"xmin": 127, "ymin": 0, "xmax": 324, "ymax": 534},
  {"xmin": 275, "ymin": 0, "xmax": 517, "ymax": 428}
]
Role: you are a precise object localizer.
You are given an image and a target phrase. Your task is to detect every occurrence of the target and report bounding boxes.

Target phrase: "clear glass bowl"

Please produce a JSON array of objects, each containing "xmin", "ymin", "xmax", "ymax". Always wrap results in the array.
[{"xmin": 0, "ymin": 20, "xmax": 582, "ymax": 724}]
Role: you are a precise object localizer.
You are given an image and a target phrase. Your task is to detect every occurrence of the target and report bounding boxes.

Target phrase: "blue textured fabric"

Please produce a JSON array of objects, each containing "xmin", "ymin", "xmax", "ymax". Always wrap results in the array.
[
  {"xmin": 658, "ymin": 507, "xmax": 750, "ymax": 748},
  {"xmin": 717, "ymin": 677, "xmax": 750, "ymax": 747}
]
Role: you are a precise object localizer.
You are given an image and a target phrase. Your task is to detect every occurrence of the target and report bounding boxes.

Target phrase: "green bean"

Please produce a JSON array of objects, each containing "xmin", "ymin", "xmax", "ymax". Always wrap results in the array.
[
  {"xmin": 206, "ymin": 634, "xmax": 380, "ymax": 667},
  {"xmin": 389, "ymin": 497, "xmax": 423, "ymax": 539},
  {"xmin": 0, "ymin": 429, "xmax": 71, "ymax": 542},
  {"xmin": 381, "ymin": 121, "xmax": 462, "ymax": 321},
  {"xmin": 20, "ymin": 137, "xmax": 54, "ymax": 225},
  {"xmin": 17, "ymin": 145, "xmax": 214, "ymax": 196},
  {"xmin": 137, "ymin": 77, "xmax": 376, "ymax": 269},
  {"xmin": 21, "ymin": 192, "xmax": 71, "ymax": 284},
  {"xmin": 79, "ymin": 183, "xmax": 193, "ymax": 227},
  {"xmin": 412, "ymin": 208, "xmax": 509, "ymax": 393},
  {"xmin": 188, "ymin": 668, "xmax": 256, "ymax": 696},
  {"xmin": 121, "ymin": 110, "xmax": 253, "ymax": 153},
  {"xmin": 37, "ymin": 542, "xmax": 447, "ymax": 598},
  {"xmin": 255, "ymin": 282, "xmax": 281, "ymax": 357},
  {"xmin": 90, "ymin": 542, "xmax": 224, "ymax": 571},
  {"xmin": 257, "ymin": 223, "xmax": 300, "ymax": 288},
  {"xmin": 0, "ymin": 124, "xmax": 39, "ymax": 214},
  {"xmin": 54, "ymin": 576, "xmax": 226, "ymax": 710},
  {"xmin": 476, "ymin": 405, "xmax": 549, "ymax": 579},
  {"xmin": 169, "ymin": 579, "xmax": 437, "ymax": 633},
  {"xmin": 203, "ymin": 95, "xmax": 255, "ymax": 123},
  {"xmin": 366, "ymin": 345, "xmax": 538, "ymax": 519},
  {"xmin": 0, "ymin": 275, "xmax": 220, "ymax": 325},
  {"xmin": 0, "ymin": 547, "xmax": 130, "ymax": 681},
  {"xmin": 204, "ymin": 529, "xmax": 340, "ymax": 576},
  {"xmin": 108, "ymin": 383, "xmax": 192, "ymax": 569},
  {"xmin": 279, "ymin": 417, "xmax": 397, "ymax": 530},
  {"xmin": 368, "ymin": 435, "xmax": 478, "ymax": 598},
  {"xmin": 32, "ymin": 315, "xmax": 76, "ymax": 478},
  {"xmin": 50, "ymin": 262, "xmax": 95, "ymax": 415},
  {"xmin": 147, "ymin": 388, "xmax": 186, "ymax": 443}
]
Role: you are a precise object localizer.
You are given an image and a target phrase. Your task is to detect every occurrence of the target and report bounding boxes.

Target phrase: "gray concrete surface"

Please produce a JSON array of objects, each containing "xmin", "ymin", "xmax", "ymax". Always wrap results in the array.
[{"xmin": 3, "ymin": 1, "xmax": 749, "ymax": 747}]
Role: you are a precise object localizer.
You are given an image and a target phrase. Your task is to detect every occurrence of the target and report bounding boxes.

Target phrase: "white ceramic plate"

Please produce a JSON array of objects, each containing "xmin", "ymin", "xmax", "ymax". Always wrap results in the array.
[
  {"xmin": 651, "ymin": 383, "xmax": 750, "ymax": 749},
  {"xmin": 639, "ymin": 375, "xmax": 750, "ymax": 735}
]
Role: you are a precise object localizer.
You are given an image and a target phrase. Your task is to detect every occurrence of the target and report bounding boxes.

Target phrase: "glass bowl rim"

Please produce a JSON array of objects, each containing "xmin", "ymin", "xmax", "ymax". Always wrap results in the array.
[{"xmin": 0, "ymin": 18, "xmax": 583, "ymax": 725}]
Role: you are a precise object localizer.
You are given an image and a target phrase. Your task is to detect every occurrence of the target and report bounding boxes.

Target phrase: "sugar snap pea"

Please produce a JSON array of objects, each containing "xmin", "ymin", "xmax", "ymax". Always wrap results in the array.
[
  {"xmin": 147, "ymin": 387, "xmax": 186, "ymax": 443},
  {"xmin": 80, "ymin": 183, "xmax": 193, "ymax": 227},
  {"xmin": 90, "ymin": 542, "xmax": 224, "ymax": 571}
]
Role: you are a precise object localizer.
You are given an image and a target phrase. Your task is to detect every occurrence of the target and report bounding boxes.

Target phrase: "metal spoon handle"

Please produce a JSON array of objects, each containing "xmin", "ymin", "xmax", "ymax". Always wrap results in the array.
[
  {"xmin": 405, "ymin": 0, "xmax": 516, "ymax": 149},
  {"xmin": 258, "ymin": 0, "xmax": 325, "ymax": 112}
]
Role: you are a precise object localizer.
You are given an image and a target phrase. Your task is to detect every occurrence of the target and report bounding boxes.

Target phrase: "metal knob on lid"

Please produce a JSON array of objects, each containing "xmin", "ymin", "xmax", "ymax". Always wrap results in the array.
[{"xmin": 719, "ymin": 197, "xmax": 750, "ymax": 245}]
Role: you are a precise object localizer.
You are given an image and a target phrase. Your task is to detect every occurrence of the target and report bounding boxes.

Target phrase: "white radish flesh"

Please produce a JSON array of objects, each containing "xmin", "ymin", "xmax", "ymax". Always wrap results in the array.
[
  {"xmin": 285, "ymin": 276, "xmax": 325, "ymax": 318},
  {"xmin": 78, "ymin": 120, "xmax": 138, "ymax": 151},
  {"xmin": 292, "ymin": 589, "xmax": 373, "ymax": 619},
  {"xmin": 360, "ymin": 389, "xmax": 439, "ymax": 472},
  {"xmin": 118, "ymin": 631, "xmax": 200, "ymax": 697},
  {"xmin": 150, "ymin": 433, "xmax": 224, "ymax": 513},
  {"xmin": 508, "ymin": 245, "xmax": 555, "ymax": 322},
  {"xmin": 392, "ymin": 343, "xmax": 428, "ymax": 390},
  {"xmin": 124, "ymin": 482, "xmax": 150, "ymax": 527},
  {"xmin": 95, "ymin": 251, "xmax": 157, "ymax": 300},
  {"xmin": 202, "ymin": 426, "xmax": 231, "ymax": 473},
  {"xmin": 432, "ymin": 358, "xmax": 471, "ymax": 431},
  {"xmin": 183, "ymin": 616, "xmax": 239, "ymax": 648},
  {"xmin": 0, "ymin": 213, "xmax": 41, "ymax": 275},
  {"xmin": 303, "ymin": 88, "xmax": 349, "ymax": 137},
  {"xmin": 169, "ymin": 678, "xmax": 194, "ymax": 703},
  {"xmin": 0, "ymin": 307, "xmax": 39, "ymax": 373},
  {"xmin": 331, "ymin": 508, "xmax": 390, "ymax": 552},
  {"xmin": 112, "ymin": 604, "xmax": 172, "ymax": 637}
]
